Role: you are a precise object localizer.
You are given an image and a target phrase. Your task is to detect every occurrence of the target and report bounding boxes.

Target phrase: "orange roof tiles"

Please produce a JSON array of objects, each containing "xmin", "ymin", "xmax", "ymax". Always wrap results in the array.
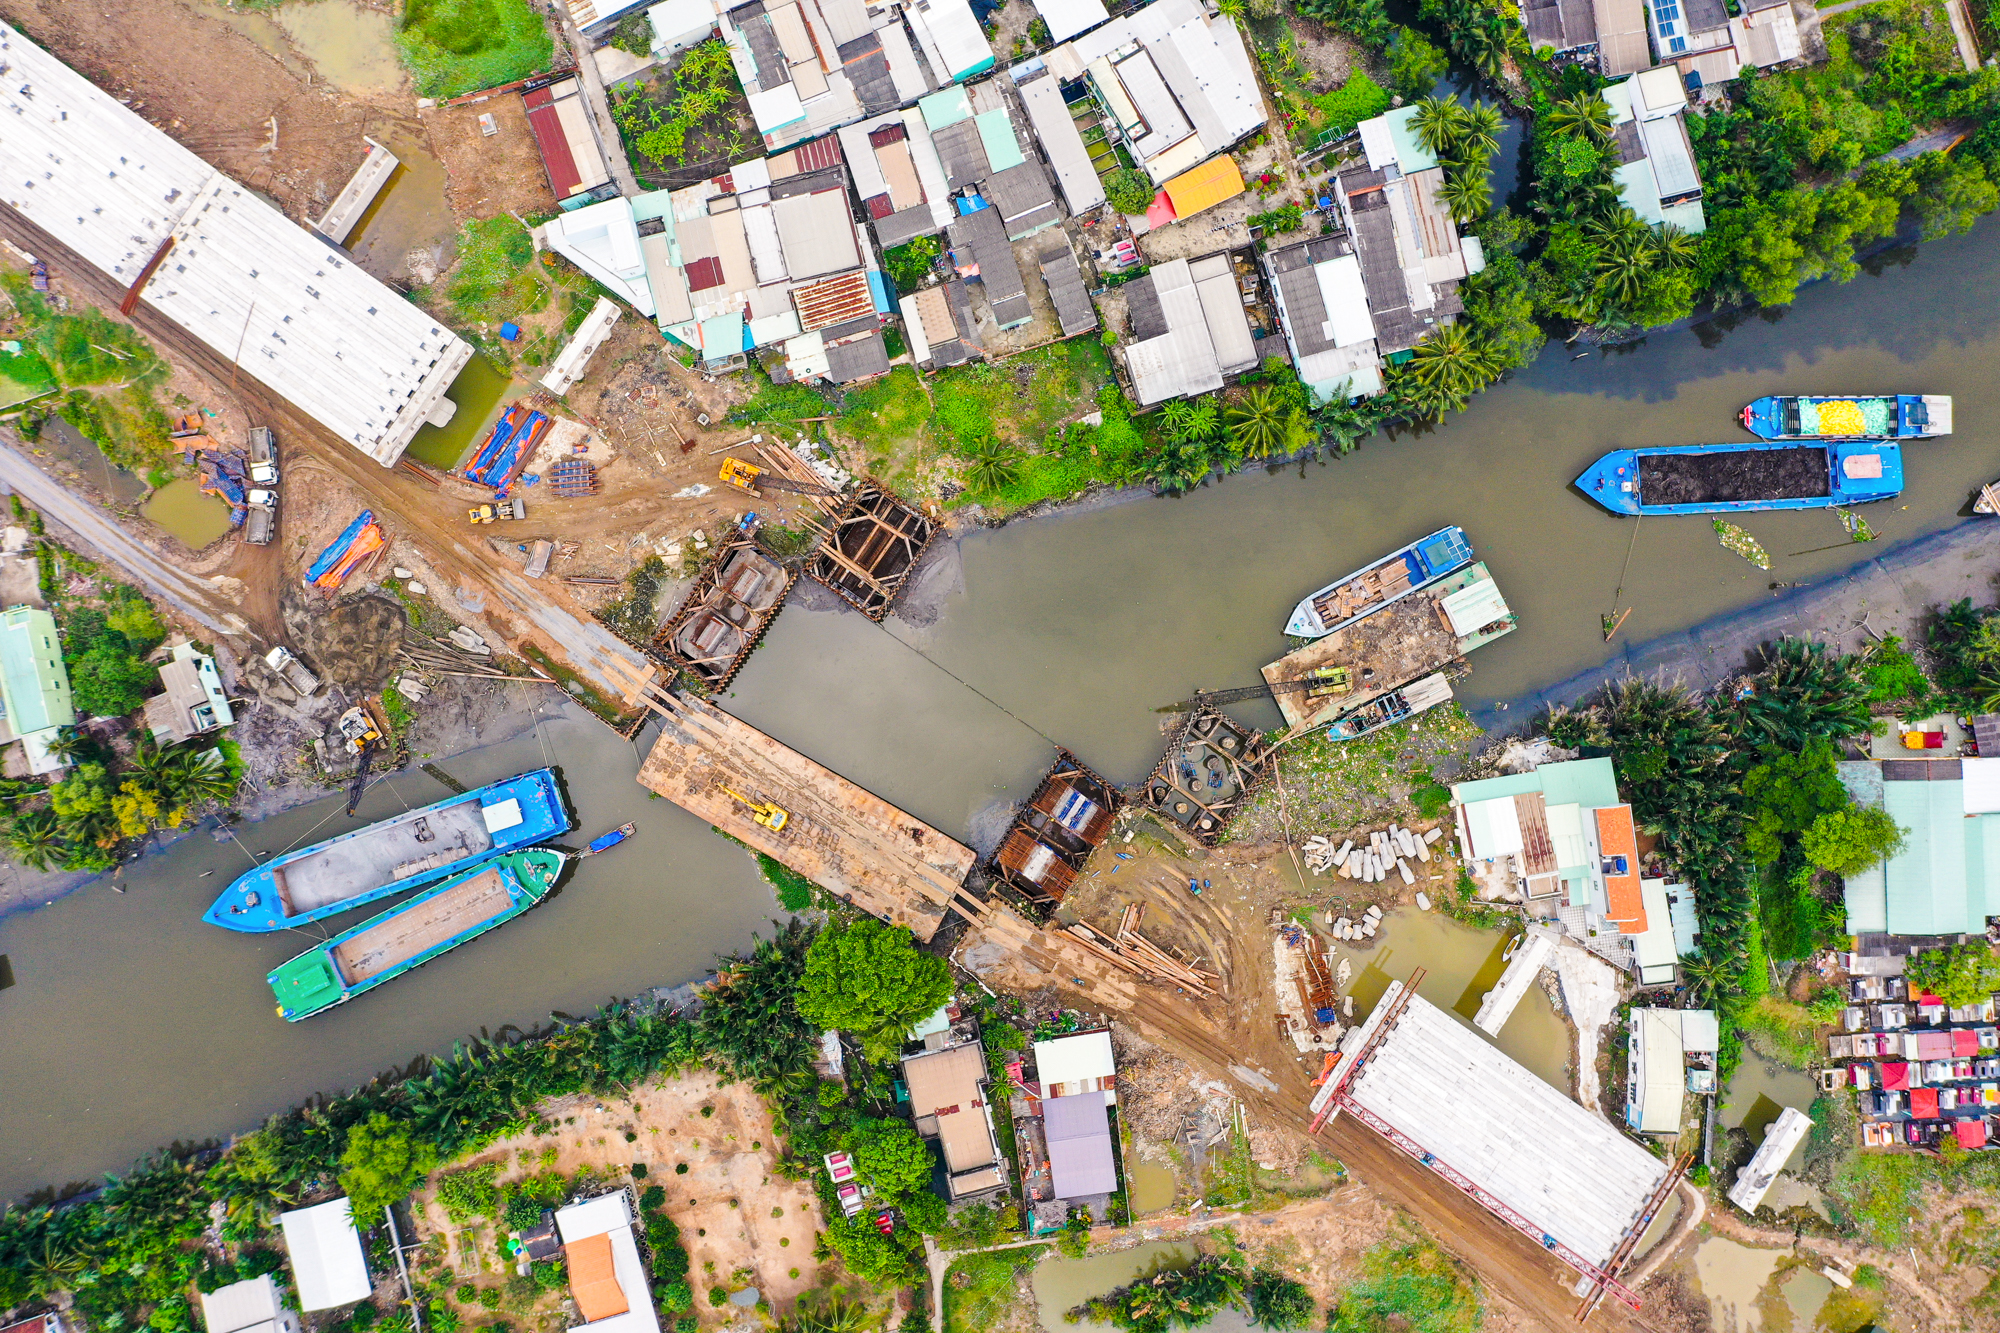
[
  {"xmin": 564, "ymin": 1233, "xmax": 629, "ymax": 1322},
  {"xmin": 1162, "ymin": 156, "xmax": 1245, "ymax": 220},
  {"xmin": 1596, "ymin": 804, "xmax": 1645, "ymax": 930}
]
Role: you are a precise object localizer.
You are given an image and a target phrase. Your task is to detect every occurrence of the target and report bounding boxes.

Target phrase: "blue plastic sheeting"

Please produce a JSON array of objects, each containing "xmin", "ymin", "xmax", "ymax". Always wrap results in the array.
[
  {"xmin": 867, "ymin": 270, "xmax": 894, "ymax": 314},
  {"xmin": 955, "ymin": 193, "xmax": 990, "ymax": 214},
  {"xmin": 306, "ymin": 511, "xmax": 374, "ymax": 585},
  {"xmin": 464, "ymin": 409, "xmax": 548, "ymax": 488}
]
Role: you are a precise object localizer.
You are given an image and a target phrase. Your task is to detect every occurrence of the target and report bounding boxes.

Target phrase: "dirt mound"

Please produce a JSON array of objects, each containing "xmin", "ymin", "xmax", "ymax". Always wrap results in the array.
[
  {"xmin": 284, "ymin": 591, "xmax": 407, "ymax": 691},
  {"xmin": 1640, "ymin": 447, "xmax": 1830, "ymax": 505}
]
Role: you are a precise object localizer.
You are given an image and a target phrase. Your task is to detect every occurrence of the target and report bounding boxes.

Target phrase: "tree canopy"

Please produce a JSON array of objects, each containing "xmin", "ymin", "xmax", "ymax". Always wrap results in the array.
[
  {"xmin": 796, "ymin": 917, "xmax": 952, "ymax": 1056},
  {"xmin": 337, "ymin": 1112, "xmax": 439, "ymax": 1220},
  {"xmin": 1907, "ymin": 943, "xmax": 2000, "ymax": 1008},
  {"xmin": 848, "ymin": 1116, "xmax": 933, "ymax": 1200},
  {"xmin": 1741, "ymin": 739, "xmax": 1849, "ymax": 865},
  {"xmin": 1799, "ymin": 806, "xmax": 1906, "ymax": 876}
]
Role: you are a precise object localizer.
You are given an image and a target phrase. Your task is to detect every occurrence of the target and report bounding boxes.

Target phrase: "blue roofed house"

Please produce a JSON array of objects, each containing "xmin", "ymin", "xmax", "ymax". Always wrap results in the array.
[
  {"xmin": 1603, "ymin": 67, "xmax": 1705, "ymax": 235},
  {"xmin": 1839, "ymin": 758, "xmax": 2000, "ymax": 941},
  {"xmin": 0, "ymin": 604, "xmax": 73, "ymax": 775}
]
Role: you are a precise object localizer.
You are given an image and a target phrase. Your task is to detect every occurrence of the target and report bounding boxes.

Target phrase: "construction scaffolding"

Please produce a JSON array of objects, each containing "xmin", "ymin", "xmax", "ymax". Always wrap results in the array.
[
  {"xmin": 1141, "ymin": 707, "xmax": 1274, "ymax": 844},
  {"xmin": 802, "ymin": 481, "xmax": 937, "ymax": 621},
  {"xmin": 648, "ymin": 536, "xmax": 796, "ymax": 691}
]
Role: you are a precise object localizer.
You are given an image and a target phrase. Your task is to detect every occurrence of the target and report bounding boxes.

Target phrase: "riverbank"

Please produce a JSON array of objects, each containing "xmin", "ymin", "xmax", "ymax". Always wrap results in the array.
[{"xmin": 1468, "ymin": 514, "xmax": 2000, "ymax": 734}]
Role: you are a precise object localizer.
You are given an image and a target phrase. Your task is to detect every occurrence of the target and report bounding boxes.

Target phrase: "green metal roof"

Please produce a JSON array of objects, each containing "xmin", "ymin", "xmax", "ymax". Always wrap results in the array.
[
  {"xmin": 974, "ymin": 110, "xmax": 1025, "ymax": 173},
  {"xmin": 1450, "ymin": 771, "xmax": 1542, "ymax": 804},
  {"xmin": 919, "ymin": 86, "xmax": 973, "ymax": 133},
  {"xmin": 1383, "ymin": 105, "xmax": 1438, "ymax": 173},
  {"xmin": 269, "ymin": 952, "xmax": 345, "ymax": 1018},
  {"xmin": 1452, "ymin": 757, "xmax": 1621, "ymax": 809},
  {"xmin": 1884, "ymin": 779, "xmax": 1968, "ymax": 935},
  {"xmin": 0, "ymin": 605, "xmax": 73, "ymax": 736}
]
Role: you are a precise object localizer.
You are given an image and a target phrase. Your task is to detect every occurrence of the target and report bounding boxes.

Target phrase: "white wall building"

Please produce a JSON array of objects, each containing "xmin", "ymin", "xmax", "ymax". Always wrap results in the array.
[
  {"xmin": 555, "ymin": 1193, "xmax": 663, "ymax": 1333},
  {"xmin": 277, "ymin": 1199, "xmax": 371, "ymax": 1312}
]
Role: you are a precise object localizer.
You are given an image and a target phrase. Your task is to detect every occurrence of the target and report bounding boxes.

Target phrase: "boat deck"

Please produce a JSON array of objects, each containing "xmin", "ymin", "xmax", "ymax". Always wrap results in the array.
[
  {"xmin": 1640, "ymin": 447, "xmax": 1828, "ymax": 506},
  {"xmin": 275, "ymin": 799, "xmax": 495, "ymax": 914},
  {"xmin": 1264, "ymin": 595, "xmax": 1457, "ymax": 731},
  {"xmin": 332, "ymin": 866, "xmax": 513, "ymax": 986},
  {"xmin": 1312, "ymin": 559, "xmax": 1417, "ymax": 629}
]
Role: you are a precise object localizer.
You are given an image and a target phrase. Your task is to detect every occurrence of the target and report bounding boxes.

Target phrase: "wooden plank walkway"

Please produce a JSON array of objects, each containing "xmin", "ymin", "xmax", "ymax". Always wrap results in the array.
[{"xmin": 632, "ymin": 691, "xmax": 979, "ymax": 940}]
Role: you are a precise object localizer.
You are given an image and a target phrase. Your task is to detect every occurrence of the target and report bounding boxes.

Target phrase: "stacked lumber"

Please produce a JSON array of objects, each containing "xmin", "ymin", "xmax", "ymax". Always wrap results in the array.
[{"xmin": 1052, "ymin": 903, "xmax": 1219, "ymax": 997}]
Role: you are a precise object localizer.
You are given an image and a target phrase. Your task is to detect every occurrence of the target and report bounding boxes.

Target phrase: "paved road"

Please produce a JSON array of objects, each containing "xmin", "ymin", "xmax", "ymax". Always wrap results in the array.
[
  {"xmin": 564, "ymin": 20, "xmax": 642, "ymax": 198},
  {"xmin": 0, "ymin": 435, "xmax": 249, "ymax": 640}
]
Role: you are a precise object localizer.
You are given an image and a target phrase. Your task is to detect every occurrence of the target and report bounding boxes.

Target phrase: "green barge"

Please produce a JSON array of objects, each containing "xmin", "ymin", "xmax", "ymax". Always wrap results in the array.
[{"xmin": 268, "ymin": 848, "xmax": 567, "ymax": 1021}]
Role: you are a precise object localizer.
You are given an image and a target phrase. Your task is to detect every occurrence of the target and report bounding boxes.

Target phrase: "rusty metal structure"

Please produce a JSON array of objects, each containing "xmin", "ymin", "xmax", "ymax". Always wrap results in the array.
[
  {"xmin": 650, "ymin": 537, "xmax": 796, "ymax": 691},
  {"xmin": 990, "ymin": 750, "xmax": 1123, "ymax": 905},
  {"xmin": 803, "ymin": 481, "xmax": 936, "ymax": 621},
  {"xmin": 1141, "ymin": 707, "xmax": 1273, "ymax": 845}
]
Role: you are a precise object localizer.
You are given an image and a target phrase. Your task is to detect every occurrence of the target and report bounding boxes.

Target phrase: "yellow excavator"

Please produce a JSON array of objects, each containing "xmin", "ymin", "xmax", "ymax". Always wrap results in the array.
[{"xmin": 719, "ymin": 784, "xmax": 790, "ymax": 833}]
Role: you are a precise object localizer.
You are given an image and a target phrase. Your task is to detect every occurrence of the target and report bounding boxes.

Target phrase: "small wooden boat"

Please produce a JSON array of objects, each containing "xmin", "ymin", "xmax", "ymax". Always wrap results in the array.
[
  {"xmin": 1976, "ymin": 480, "xmax": 2000, "ymax": 516},
  {"xmin": 581, "ymin": 822, "xmax": 637, "ymax": 855}
]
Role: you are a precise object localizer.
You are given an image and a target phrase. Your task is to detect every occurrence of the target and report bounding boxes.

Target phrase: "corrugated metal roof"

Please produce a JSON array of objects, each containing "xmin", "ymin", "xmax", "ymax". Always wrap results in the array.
[
  {"xmin": 930, "ymin": 119, "xmax": 992, "ymax": 189},
  {"xmin": 1123, "ymin": 257, "xmax": 1224, "ymax": 405},
  {"xmin": 1044, "ymin": 1093, "xmax": 1117, "ymax": 1199},
  {"xmin": 1638, "ymin": 113, "xmax": 1701, "ymax": 199},
  {"xmin": 986, "ymin": 161, "xmax": 1061, "ymax": 238},
  {"xmin": 792, "ymin": 269, "xmax": 877, "ymax": 329},
  {"xmin": 1038, "ymin": 244, "xmax": 1097, "ymax": 336},
  {"xmin": 919, "ymin": 84, "xmax": 975, "ymax": 131},
  {"xmin": 1112, "ymin": 50, "xmax": 1192, "ymax": 151},
  {"xmin": 1162, "ymin": 154, "xmax": 1244, "ymax": 219},
  {"xmin": 772, "ymin": 189, "xmax": 861, "ymax": 278},
  {"xmin": 1019, "ymin": 74, "xmax": 1107, "ymax": 214},
  {"xmin": 826, "ymin": 330, "xmax": 891, "ymax": 381},
  {"xmin": 1033, "ymin": 0, "xmax": 1110, "ymax": 42},
  {"xmin": 974, "ymin": 109, "xmax": 1027, "ymax": 173}
]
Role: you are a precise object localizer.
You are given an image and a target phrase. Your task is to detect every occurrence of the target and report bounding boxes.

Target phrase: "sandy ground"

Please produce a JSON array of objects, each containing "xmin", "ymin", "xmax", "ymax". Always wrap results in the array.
[
  {"xmin": 422, "ymin": 90, "xmax": 560, "ymax": 225},
  {"xmin": 412, "ymin": 1067, "xmax": 826, "ymax": 1324}
]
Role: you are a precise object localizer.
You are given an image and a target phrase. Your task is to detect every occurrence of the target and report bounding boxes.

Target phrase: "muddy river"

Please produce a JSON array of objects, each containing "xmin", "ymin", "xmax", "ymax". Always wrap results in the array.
[{"xmin": 2, "ymin": 215, "xmax": 1999, "ymax": 1199}]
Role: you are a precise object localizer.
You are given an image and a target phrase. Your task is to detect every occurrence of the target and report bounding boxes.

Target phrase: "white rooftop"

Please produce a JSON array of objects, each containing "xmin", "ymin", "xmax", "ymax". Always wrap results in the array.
[
  {"xmin": 1032, "ymin": 0, "xmax": 1110, "ymax": 42},
  {"xmin": 0, "ymin": 22, "xmax": 471, "ymax": 466},
  {"xmin": 1728, "ymin": 1106, "xmax": 1813, "ymax": 1213},
  {"xmin": 278, "ymin": 1198, "xmax": 372, "ymax": 1311},
  {"xmin": 1034, "ymin": 1029, "xmax": 1116, "ymax": 1087},
  {"xmin": 199, "ymin": 1275, "xmax": 290, "ymax": 1333},
  {"xmin": 1340, "ymin": 981, "xmax": 1669, "ymax": 1268},
  {"xmin": 555, "ymin": 1193, "xmax": 662, "ymax": 1333}
]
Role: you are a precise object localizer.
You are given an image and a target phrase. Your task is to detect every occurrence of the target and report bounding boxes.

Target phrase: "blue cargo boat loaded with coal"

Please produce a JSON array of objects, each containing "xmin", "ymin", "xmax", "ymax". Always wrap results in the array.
[
  {"xmin": 1576, "ymin": 439, "xmax": 1904, "ymax": 516},
  {"xmin": 203, "ymin": 768, "xmax": 570, "ymax": 932}
]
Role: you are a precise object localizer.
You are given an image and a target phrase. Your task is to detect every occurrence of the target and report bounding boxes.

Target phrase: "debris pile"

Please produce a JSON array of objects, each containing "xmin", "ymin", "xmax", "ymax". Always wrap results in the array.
[
  {"xmin": 1302, "ymin": 823, "xmax": 1443, "ymax": 882},
  {"xmin": 1329, "ymin": 904, "xmax": 1382, "ymax": 941}
]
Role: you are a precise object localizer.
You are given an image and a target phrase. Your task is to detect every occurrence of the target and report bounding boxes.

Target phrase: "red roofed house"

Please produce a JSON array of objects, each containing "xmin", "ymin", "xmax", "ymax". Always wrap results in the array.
[
  {"xmin": 1911, "ymin": 1086, "xmax": 1941, "ymax": 1119},
  {"xmin": 1881, "ymin": 1061, "xmax": 1911, "ymax": 1090}
]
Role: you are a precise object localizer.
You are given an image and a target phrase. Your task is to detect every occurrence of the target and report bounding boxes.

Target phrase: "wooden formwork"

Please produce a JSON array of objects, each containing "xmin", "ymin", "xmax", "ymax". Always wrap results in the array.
[{"xmin": 803, "ymin": 480, "xmax": 936, "ymax": 621}]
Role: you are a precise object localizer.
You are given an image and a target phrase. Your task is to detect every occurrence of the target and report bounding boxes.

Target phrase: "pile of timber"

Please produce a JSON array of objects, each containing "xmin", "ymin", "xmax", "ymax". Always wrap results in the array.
[{"xmin": 1053, "ymin": 903, "xmax": 1218, "ymax": 997}]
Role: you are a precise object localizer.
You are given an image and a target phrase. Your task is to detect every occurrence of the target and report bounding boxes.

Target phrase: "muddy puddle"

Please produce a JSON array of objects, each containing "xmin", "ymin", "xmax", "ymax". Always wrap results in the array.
[
  {"xmin": 275, "ymin": 1, "xmax": 404, "ymax": 95},
  {"xmin": 1033, "ymin": 1242, "xmax": 1252, "ymax": 1333},
  {"xmin": 1723, "ymin": 1044, "xmax": 1819, "ymax": 1137},
  {"xmin": 193, "ymin": 0, "xmax": 312, "ymax": 80},
  {"xmin": 342, "ymin": 129, "xmax": 456, "ymax": 284},
  {"xmin": 405, "ymin": 357, "xmax": 519, "ymax": 469},
  {"xmin": 1342, "ymin": 907, "xmax": 1571, "ymax": 1091},
  {"xmin": 142, "ymin": 479, "xmax": 235, "ymax": 548},
  {"xmin": 1127, "ymin": 1159, "xmax": 1177, "ymax": 1215},
  {"xmin": 37, "ymin": 416, "xmax": 147, "ymax": 504},
  {"xmin": 1690, "ymin": 1237, "xmax": 1847, "ymax": 1333}
]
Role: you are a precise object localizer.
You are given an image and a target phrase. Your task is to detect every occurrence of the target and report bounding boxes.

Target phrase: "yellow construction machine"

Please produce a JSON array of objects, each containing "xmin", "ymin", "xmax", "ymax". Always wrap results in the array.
[
  {"xmin": 718, "ymin": 456, "xmax": 836, "ymax": 499},
  {"xmin": 719, "ymin": 784, "xmax": 790, "ymax": 833}
]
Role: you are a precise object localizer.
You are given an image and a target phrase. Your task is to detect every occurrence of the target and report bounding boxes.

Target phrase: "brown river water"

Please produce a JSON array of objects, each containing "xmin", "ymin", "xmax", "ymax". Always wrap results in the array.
[{"xmin": 2, "ymin": 219, "xmax": 1998, "ymax": 1200}]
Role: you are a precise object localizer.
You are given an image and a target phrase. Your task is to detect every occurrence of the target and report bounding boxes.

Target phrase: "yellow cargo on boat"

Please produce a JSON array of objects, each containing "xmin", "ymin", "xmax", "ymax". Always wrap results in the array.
[{"xmin": 1817, "ymin": 400, "xmax": 1867, "ymax": 435}]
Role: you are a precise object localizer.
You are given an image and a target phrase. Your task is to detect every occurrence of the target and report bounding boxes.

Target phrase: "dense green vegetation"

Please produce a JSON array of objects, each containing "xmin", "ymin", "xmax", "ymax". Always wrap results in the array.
[
  {"xmin": 1327, "ymin": 1237, "xmax": 1484, "ymax": 1333},
  {"xmin": 1078, "ymin": 1253, "xmax": 1250, "ymax": 1332},
  {"xmin": 941, "ymin": 1246, "xmax": 1048, "ymax": 1333},
  {"xmin": 611, "ymin": 41, "xmax": 747, "ymax": 171},
  {"xmin": 3, "ymin": 273, "xmax": 175, "ymax": 469},
  {"xmin": 394, "ymin": 0, "xmax": 554, "ymax": 99},
  {"xmin": 1908, "ymin": 941, "xmax": 2000, "ymax": 1006},
  {"xmin": 1545, "ymin": 639, "xmax": 1876, "ymax": 1071},
  {"xmin": 795, "ymin": 917, "xmax": 953, "ymax": 1058}
]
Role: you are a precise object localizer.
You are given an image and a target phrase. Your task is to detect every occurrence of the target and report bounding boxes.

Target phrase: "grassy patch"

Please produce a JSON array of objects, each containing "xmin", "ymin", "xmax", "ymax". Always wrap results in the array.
[
  {"xmin": 1329, "ymin": 1236, "xmax": 1483, "ymax": 1333},
  {"xmin": 839, "ymin": 365, "xmax": 935, "ymax": 481},
  {"xmin": 395, "ymin": 0, "xmax": 554, "ymax": 99},
  {"xmin": 1228, "ymin": 704, "xmax": 1484, "ymax": 845},
  {"xmin": 518, "ymin": 643, "xmax": 633, "ymax": 728},
  {"xmin": 942, "ymin": 1247, "xmax": 1048, "ymax": 1333},
  {"xmin": 1737, "ymin": 997, "xmax": 1821, "ymax": 1067}
]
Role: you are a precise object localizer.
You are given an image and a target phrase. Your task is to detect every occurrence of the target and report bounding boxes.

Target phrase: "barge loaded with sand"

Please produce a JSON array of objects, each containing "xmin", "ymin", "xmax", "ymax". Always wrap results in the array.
[
  {"xmin": 1740, "ymin": 394, "xmax": 1951, "ymax": 440},
  {"xmin": 1284, "ymin": 526, "xmax": 1474, "ymax": 639},
  {"xmin": 268, "ymin": 848, "xmax": 569, "ymax": 1020},
  {"xmin": 204, "ymin": 769, "xmax": 570, "ymax": 931},
  {"xmin": 1575, "ymin": 439, "xmax": 1904, "ymax": 516}
]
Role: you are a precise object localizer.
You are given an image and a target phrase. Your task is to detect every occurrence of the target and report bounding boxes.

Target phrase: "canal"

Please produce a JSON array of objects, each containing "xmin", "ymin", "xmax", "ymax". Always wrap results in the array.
[{"xmin": 1, "ymin": 215, "xmax": 1997, "ymax": 1201}]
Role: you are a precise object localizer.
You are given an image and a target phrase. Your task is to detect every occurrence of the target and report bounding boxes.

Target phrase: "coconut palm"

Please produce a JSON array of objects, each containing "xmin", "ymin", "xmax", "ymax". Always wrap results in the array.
[
  {"xmin": 1459, "ymin": 103, "xmax": 1504, "ymax": 160},
  {"xmin": 1313, "ymin": 399, "xmax": 1378, "ymax": 455},
  {"xmin": 41, "ymin": 728, "xmax": 88, "ymax": 765},
  {"xmin": 167, "ymin": 745, "xmax": 238, "ymax": 806},
  {"xmin": 962, "ymin": 434, "xmax": 1020, "ymax": 495},
  {"xmin": 1681, "ymin": 950, "xmax": 1744, "ymax": 1008},
  {"xmin": 790, "ymin": 1294, "xmax": 867, "ymax": 1333},
  {"xmin": 1413, "ymin": 97, "xmax": 1470, "ymax": 159},
  {"xmin": 1595, "ymin": 230, "xmax": 1655, "ymax": 307},
  {"xmin": 1547, "ymin": 93, "xmax": 1613, "ymax": 145},
  {"xmin": 1225, "ymin": 387, "xmax": 1291, "ymax": 461},
  {"xmin": 1653, "ymin": 222, "xmax": 1698, "ymax": 269},
  {"xmin": 1438, "ymin": 170, "xmax": 1491, "ymax": 224},
  {"xmin": 1400, "ymin": 324, "xmax": 1501, "ymax": 418},
  {"xmin": 6, "ymin": 808, "xmax": 61, "ymax": 871}
]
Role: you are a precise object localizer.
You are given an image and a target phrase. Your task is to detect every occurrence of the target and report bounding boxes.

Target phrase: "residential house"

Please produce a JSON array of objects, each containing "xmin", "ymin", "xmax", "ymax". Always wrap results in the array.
[
  {"xmin": 714, "ymin": 0, "xmax": 991, "ymax": 152},
  {"xmin": 1014, "ymin": 70, "xmax": 1109, "ymax": 216},
  {"xmin": 1642, "ymin": 0, "xmax": 1801, "ymax": 85},
  {"xmin": 555, "ymin": 1193, "xmax": 662, "ymax": 1333},
  {"xmin": 1030, "ymin": 0, "xmax": 1110, "ymax": 44},
  {"xmin": 1332, "ymin": 108, "xmax": 1484, "ymax": 364},
  {"xmin": 902, "ymin": 1039, "xmax": 1009, "ymax": 1199},
  {"xmin": 143, "ymin": 642, "xmax": 235, "ymax": 745},
  {"xmin": 1604, "ymin": 68, "xmax": 1707, "ymax": 233},
  {"xmin": 1452, "ymin": 757, "xmax": 1682, "ymax": 975},
  {"xmin": 838, "ymin": 110, "xmax": 958, "ymax": 248},
  {"xmin": 919, "ymin": 83, "xmax": 1062, "ymax": 243},
  {"xmin": 1263, "ymin": 233, "xmax": 1386, "ymax": 404},
  {"xmin": 1033, "ymin": 1028, "xmax": 1116, "ymax": 1098},
  {"xmin": 1626, "ymin": 1007, "xmax": 1719, "ymax": 1132},
  {"xmin": 1119, "ymin": 252, "xmax": 1258, "ymax": 405},
  {"xmin": 647, "ymin": 0, "xmax": 724, "ymax": 57},
  {"xmin": 947, "ymin": 203, "xmax": 1034, "ymax": 329},
  {"xmin": 277, "ymin": 1199, "xmax": 371, "ymax": 1312},
  {"xmin": 1038, "ymin": 0, "xmax": 1264, "ymax": 190},
  {"xmin": 543, "ymin": 149, "xmax": 895, "ymax": 382},
  {"xmin": 199, "ymin": 1276, "xmax": 300, "ymax": 1333},
  {"xmin": 1518, "ymin": 0, "xmax": 1652, "ymax": 75},
  {"xmin": 1839, "ymin": 757, "xmax": 2000, "ymax": 941},
  {"xmin": 523, "ymin": 76, "xmax": 615, "ymax": 204},
  {"xmin": 899, "ymin": 278, "xmax": 984, "ymax": 365},
  {"xmin": 1728, "ymin": 1106, "xmax": 1813, "ymax": 1212},
  {"xmin": 1040, "ymin": 242, "xmax": 1098, "ymax": 337},
  {"xmin": 0, "ymin": 605, "xmax": 74, "ymax": 776},
  {"xmin": 1029, "ymin": 1029, "xmax": 1120, "ymax": 1206}
]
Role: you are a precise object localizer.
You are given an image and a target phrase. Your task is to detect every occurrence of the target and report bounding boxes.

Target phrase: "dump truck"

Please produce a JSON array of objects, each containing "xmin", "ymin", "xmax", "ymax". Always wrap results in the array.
[
  {"xmin": 244, "ymin": 499, "xmax": 276, "ymax": 546},
  {"xmin": 468, "ymin": 500, "xmax": 524, "ymax": 524},
  {"xmin": 265, "ymin": 646, "xmax": 321, "ymax": 696},
  {"xmin": 247, "ymin": 426, "xmax": 279, "ymax": 486}
]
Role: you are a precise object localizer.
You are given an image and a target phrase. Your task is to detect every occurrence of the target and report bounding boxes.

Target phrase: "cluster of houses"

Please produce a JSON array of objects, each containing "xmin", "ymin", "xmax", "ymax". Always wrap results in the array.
[
  {"xmin": 1826, "ymin": 971, "xmax": 2000, "ymax": 1151},
  {"xmin": 894, "ymin": 1003, "xmax": 1126, "ymax": 1230},
  {"xmin": 505, "ymin": 0, "xmax": 1795, "ymax": 412},
  {"xmin": 0, "ymin": 595, "xmax": 234, "ymax": 777}
]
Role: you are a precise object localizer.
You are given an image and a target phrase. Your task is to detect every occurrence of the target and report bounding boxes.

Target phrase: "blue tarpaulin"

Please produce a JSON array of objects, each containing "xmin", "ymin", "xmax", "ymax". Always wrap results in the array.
[
  {"xmin": 305, "ymin": 511, "xmax": 374, "ymax": 585},
  {"xmin": 464, "ymin": 408, "xmax": 548, "ymax": 489}
]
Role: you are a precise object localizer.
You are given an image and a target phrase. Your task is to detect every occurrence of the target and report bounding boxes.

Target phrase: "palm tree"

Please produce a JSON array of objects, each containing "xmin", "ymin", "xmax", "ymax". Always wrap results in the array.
[
  {"xmin": 1412, "ymin": 97, "xmax": 1469, "ymax": 159},
  {"xmin": 6, "ymin": 808, "xmax": 61, "ymax": 871},
  {"xmin": 963, "ymin": 435, "xmax": 1020, "ymax": 494},
  {"xmin": 790, "ymin": 1294, "xmax": 867, "ymax": 1333},
  {"xmin": 1653, "ymin": 223, "xmax": 1698, "ymax": 269},
  {"xmin": 1313, "ymin": 400, "xmax": 1377, "ymax": 455},
  {"xmin": 41, "ymin": 728, "xmax": 88, "ymax": 765},
  {"xmin": 1402, "ymin": 324, "xmax": 1500, "ymax": 416},
  {"xmin": 1547, "ymin": 93, "xmax": 1613, "ymax": 146},
  {"xmin": 1438, "ymin": 171, "xmax": 1491, "ymax": 225},
  {"xmin": 1681, "ymin": 951, "xmax": 1743, "ymax": 1008},
  {"xmin": 167, "ymin": 745, "xmax": 237, "ymax": 806},
  {"xmin": 1459, "ymin": 103, "xmax": 1504, "ymax": 160},
  {"xmin": 1225, "ymin": 387, "xmax": 1290, "ymax": 461},
  {"xmin": 125, "ymin": 737, "xmax": 178, "ymax": 798},
  {"xmin": 1595, "ymin": 231, "xmax": 1654, "ymax": 307}
]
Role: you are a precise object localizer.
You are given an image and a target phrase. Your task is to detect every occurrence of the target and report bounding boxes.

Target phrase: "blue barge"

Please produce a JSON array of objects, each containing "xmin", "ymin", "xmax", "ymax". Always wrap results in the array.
[
  {"xmin": 204, "ymin": 768, "xmax": 570, "ymax": 932},
  {"xmin": 1741, "ymin": 395, "xmax": 1951, "ymax": 440},
  {"xmin": 1576, "ymin": 440, "xmax": 1904, "ymax": 516}
]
